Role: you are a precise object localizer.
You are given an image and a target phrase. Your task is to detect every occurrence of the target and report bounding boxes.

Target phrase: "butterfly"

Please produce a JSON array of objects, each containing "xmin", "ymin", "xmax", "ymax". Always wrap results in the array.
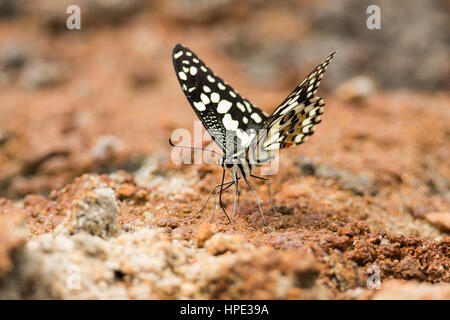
[{"xmin": 171, "ymin": 44, "xmax": 336, "ymax": 228}]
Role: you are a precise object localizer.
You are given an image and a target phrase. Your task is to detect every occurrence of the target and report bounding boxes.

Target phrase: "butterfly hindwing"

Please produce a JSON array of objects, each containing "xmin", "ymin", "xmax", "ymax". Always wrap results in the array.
[
  {"xmin": 263, "ymin": 96, "xmax": 325, "ymax": 150},
  {"xmin": 172, "ymin": 44, "xmax": 268, "ymax": 155},
  {"xmin": 250, "ymin": 51, "xmax": 336, "ymax": 156},
  {"xmin": 268, "ymin": 51, "xmax": 336, "ymax": 121}
]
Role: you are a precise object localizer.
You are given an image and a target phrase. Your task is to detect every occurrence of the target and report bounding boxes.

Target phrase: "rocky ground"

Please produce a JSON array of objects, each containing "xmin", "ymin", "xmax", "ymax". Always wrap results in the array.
[{"xmin": 0, "ymin": 0, "xmax": 449, "ymax": 299}]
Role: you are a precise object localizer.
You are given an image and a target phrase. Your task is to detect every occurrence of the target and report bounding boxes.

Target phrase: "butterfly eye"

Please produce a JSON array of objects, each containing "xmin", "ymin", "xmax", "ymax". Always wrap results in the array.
[{"xmin": 225, "ymin": 162, "xmax": 234, "ymax": 168}]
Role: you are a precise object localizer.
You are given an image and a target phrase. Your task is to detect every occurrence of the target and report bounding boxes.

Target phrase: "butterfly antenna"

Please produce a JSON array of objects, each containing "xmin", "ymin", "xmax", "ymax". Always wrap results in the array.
[{"xmin": 169, "ymin": 138, "xmax": 222, "ymax": 156}]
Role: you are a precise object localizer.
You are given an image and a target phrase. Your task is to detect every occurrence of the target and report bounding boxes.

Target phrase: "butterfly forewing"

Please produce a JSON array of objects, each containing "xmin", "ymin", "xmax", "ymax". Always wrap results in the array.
[
  {"xmin": 172, "ymin": 44, "xmax": 268, "ymax": 156},
  {"xmin": 249, "ymin": 51, "xmax": 336, "ymax": 160}
]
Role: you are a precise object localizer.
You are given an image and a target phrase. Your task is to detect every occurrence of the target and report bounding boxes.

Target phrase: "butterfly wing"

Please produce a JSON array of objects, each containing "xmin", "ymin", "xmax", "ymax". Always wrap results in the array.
[
  {"xmin": 249, "ymin": 51, "xmax": 336, "ymax": 161},
  {"xmin": 172, "ymin": 44, "xmax": 268, "ymax": 156}
]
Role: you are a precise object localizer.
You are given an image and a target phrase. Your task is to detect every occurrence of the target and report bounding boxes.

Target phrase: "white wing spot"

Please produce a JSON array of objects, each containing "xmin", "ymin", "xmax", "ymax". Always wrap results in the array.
[
  {"xmin": 207, "ymin": 75, "xmax": 215, "ymax": 83},
  {"xmin": 200, "ymin": 66, "xmax": 207, "ymax": 72},
  {"xmin": 193, "ymin": 58, "xmax": 199, "ymax": 63},
  {"xmin": 182, "ymin": 60, "xmax": 189, "ymax": 64},
  {"xmin": 265, "ymin": 143, "xmax": 280, "ymax": 151},
  {"xmin": 190, "ymin": 66, "xmax": 198, "ymax": 75},
  {"xmin": 304, "ymin": 103, "xmax": 315, "ymax": 114},
  {"xmin": 236, "ymin": 102, "xmax": 246, "ymax": 112},
  {"xmin": 229, "ymin": 91, "xmax": 237, "ymax": 98},
  {"xmin": 211, "ymin": 92, "xmax": 220, "ymax": 103},
  {"xmin": 222, "ymin": 114, "xmax": 239, "ymax": 131},
  {"xmin": 302, "ymin": 118, "xmax": 312, "ymax": 126},
  {"xmin": 182, "ymin": 66, "xmax": 189, "ymax": 73},
  {"xmin": 217, "ymin": 99, "xmax": 232, "ymax": 113},
  {"xmin": 188, "ymin": 87, "xmax": 196, "ymax": 92},
  {"xmin": 280, "ymin": 97, "xmax": 299, "ymax": 115},
  {"xmin": 243, "ymin": 116, "xmax": 248, "ymax": 124},
  {"xmin": 203, "ymin": 85, "xmax": 211, "ymax": 93},
  {"xmin": 186, "ymin": 51, "xmax": 192, "ymax": 56},
  {"xmin": 182, "ymin": 84, "xmax": 187, "ymax": 91},
  {"xmin": 244, "ymin": 101, "xmax": 252, "ymax": 113},
  {"xmin": 178, "ymin": 71, "xmax": 187, "ymax": 81},
  {"xmin": 251, "ymin": 112, "xmax": 263, "ymax": 123},
  {"xmin": 193, "ymin": 101, "xmax": 206, "ymax": 111},
  {"xmin": 280, "ymin": 97, "xmax": 293, "ymax": 108},
  {"xmin": 200, "ymin": 93, "xmax": 210, "ymax": 105},
  {"xmin": 294, "ymin": 134, "xmax": 304, "ymax": 143},
  {"xmin": 302, "ymin": 125, "xmax": 312, "ymax": 133},
  {"xmin": 218, "ymin": 82, "xmax": 226, "ymax": 90},
  {"xmin": 174, "ymin": 51, "xmax": 183, "ymax": 59}
]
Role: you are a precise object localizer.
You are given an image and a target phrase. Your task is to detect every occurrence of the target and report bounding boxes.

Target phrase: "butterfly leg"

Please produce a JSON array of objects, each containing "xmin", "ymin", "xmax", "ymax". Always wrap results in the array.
[
  {"xmin": 210, "ymin": 181, "xmax": 235, "ymax": 223},
  {"xmin": 237, "ymin": 189, "xmax": 240, "ymax": 209},
  {"xmin": 251, "ymin": 175, "xmax": 278, "ymax": 215},
  {"xmin": 244, "ymin": 176, "xmax": 268, "ymax": 229},
  {"xmin": 217, "ymin": 169, "xmax": 233, "ymax": 224},
  {"xmin": 231, "ymin": 179, "xmax": 239, "ymax": 230},
  {"xmin": 181, "ymin": 180, "xmax": 233, "ymax": 222}
]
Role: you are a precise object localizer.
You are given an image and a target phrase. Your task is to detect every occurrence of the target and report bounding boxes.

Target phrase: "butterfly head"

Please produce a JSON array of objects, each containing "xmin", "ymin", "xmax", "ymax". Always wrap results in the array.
[
  {"xmin": 218, "ymin": 156, "xmax": 253, "ymax": 180},
  {"xmin": 218, "ymin": 156, "xmax": 235, "ymax": 169}
]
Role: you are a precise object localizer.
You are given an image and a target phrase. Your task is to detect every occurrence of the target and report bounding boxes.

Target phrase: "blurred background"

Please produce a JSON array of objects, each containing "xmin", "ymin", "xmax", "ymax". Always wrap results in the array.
[{"xmin": 0, "ymin": 0, "xmax": 448, "ymax": 198}]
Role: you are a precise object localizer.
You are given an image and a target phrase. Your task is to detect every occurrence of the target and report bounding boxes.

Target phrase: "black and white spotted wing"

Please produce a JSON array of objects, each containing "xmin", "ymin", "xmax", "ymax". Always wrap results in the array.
[
  {"xmin": 172, "ymin": 44, "xmax": 268, "ymax": 155},
  {"xmin": 249, "ymin": 51, "xmax": 337, "ymax": 159}
]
